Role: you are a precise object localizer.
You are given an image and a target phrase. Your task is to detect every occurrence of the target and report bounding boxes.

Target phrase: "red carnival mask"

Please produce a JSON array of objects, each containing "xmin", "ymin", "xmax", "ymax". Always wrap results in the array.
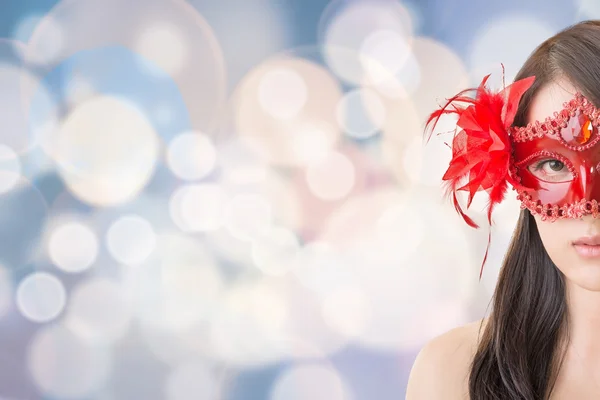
[
  {"xmin": 511, "ymin": 93, "xmax": 600, "ymax": 221},
  {"xmin": 425, "ymin": 71, "xmax": 600, "ymax": 278}
]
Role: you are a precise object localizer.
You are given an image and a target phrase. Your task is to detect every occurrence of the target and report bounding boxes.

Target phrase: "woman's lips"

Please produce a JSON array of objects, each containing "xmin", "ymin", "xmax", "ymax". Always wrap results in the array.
[{"xmin": 573, "ymin": 243, "xmax": 600, "ymax": 258}]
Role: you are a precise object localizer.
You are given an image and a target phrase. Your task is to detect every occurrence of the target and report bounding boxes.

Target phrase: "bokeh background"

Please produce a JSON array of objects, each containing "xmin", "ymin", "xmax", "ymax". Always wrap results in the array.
[{"xmin": 0, "ymin": 0, "xmax": 596, "ymax": 399}]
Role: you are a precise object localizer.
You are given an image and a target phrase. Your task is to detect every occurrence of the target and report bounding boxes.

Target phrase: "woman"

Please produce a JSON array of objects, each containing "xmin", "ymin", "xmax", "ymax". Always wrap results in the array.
[{"xmin": 406, "ymin": 20, "xmax": 600, "ymax": 399}]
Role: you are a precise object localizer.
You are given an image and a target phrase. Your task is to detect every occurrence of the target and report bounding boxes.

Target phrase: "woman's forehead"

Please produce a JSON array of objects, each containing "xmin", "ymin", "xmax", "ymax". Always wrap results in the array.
[{"xmin": 528, "ymin": 79, "xmax": 580, "ymax": 123}]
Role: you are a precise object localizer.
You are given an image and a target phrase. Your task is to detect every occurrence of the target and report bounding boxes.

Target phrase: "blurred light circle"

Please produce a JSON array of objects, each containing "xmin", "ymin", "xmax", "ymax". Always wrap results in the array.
[
  {"xmin": 290, "ymin": 143, "xmax": 383, "ymax": 239},
  {"xmin": 258, "ymin": 67, "xmax": 309, "ymax": 120},
  {"xmin": 401, "ymin": 119, "xmax": 453, "ymax": 187},
  {"xmin": 27, "ymin": 324, "xmax": 111, "ymax": 399},
  {"xmin": 406, "ymin": 37, "xmax": 469, "ymax": 120},
  {"xmin": 292, "ymin": 241, "xmax": 356, "ymax": 296},
  {"xmin": 318, "ymin": 187, "xmax": 476, "ymax": 350},
  {"xmin": 63, "ymin": 74, "xmax": 96, "ymax": 108},
  {"xmin": 166, "ymin": 131, "xmax": 217, "ymax": 181},
  {"xmin": 290, "ymin": 120, "xmax": 338, "ymax": 165},
  {"xmin": 65, "ymin": 278, "xmax": 133, "ymax": 344},
  {"xmin": 0, "ymin": 265, "xmax": 12, "ymax": 319},
  {"xmin": 360, "ymin": 30, "xmax": 420, "ymax": 99},
  {"xmin": 209, "ymin": 277, "xmax": 289, "ymax": 367},
  {"xmin": 321, "ymin": 286, "xmax": 370, "ymax": 338},
  {"xmin": 234, "ymin": 55, "xmax": 343, "ymax": 167},
  {"xmin": 336, "ymin": 88, "xmax": 386, "ymax": 139},
  {"xmin": 251, "ymin": 226, "xmax": 300, "ymax": 275},
  {"xmin": 106, "ymin": 214, "xmax": 157, "ymax": 266},
  {"xmin": 24, "ymin": 16, "xmax": 65, "ymax": 65},
  {"xmin": 16, "ymin": 272, "xmax": 66, "ymax": 323},
  {"xmin": 468, "ymin": 14, "xmax": 554, "ymax": 86},
  {"xmin": 0, "ymin": 144, "xmax": 22, "ymax": 193},
  {"xmin": 360, "ymin": 29, "xmax": 411, "ymax": 83},
  {"xmin": 165, "ymin": 362, "xmax": 222, "ymax": 400},
  {"xmin": 375, "ymin": 201, "xmax": 425, "ymax": 263},
  {"xmin": 134, "ymin": 23, "xmax": 188, "ymax": 75},
  {"xmin": 205, "ymin": 227, "xmax": 255, "ymax": 270},
  {"xmin": 379, "ymin": 98, "xmax": 423, "ymax": 186},
  {"xmin": 26, "ymin": 0, "xmax": 226, "ymax": 132},
  {"xmin": 12, "ymin": 14, "xmax": 43, "ymax": 42},
  {"xmin": 270, "ymin": 363, "xmax": 351, "ymax": 400},
  {"xmin": 305, "ymin": 151, "xmax": 355, "ymax": 201},
  {"xmin": 223, "ymin": 193, "xmax": 273, "ymax": 242},
  {"xmin": 131, "ymin": 233, "xmax": 224, "ymax": 332},
  {"xmin": 218, "ymin": 137, "xmax": 269, "ymax": 186},
  {"xmin": 169, "ymin": 183, "xmax": 228, "ymax": 232},
  {"xmin": 48, "ymin": 220, "xmax": 98, "ymax": 273},
  {"xmin": 278, "ymin": 276, "xmax": 352, "ymax": 360},
  {"xmin": 46, "ymin": 95, "xmax": 160, "ymax": 207},
  {"xmin": 257, "ymin": 169, "xmax": 303, "ymax": 232},
  {"xmin": 319, "ymin": 0, "xmax": 413, "ymax": 85}
]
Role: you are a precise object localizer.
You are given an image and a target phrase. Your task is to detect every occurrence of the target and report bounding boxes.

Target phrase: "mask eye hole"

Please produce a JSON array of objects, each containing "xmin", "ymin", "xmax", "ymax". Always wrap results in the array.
[{"xmin": 527, "ymin": 158, "xmax": 575, "ymax": 183}]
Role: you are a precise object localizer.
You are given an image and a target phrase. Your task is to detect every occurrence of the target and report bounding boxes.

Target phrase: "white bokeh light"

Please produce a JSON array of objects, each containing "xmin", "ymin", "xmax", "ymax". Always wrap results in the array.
[
  {"xmin": 48, "ymin": 220, "xmax": 98, "ymax": 273},
  {"xmin": 270, "ymin": 363, "xmax": 351, "ymax": 400},
  {"xmin": 336, "ymin": 88, "xmax": 386, "ymax": 139},
  {"xmin": 169, "ymin": 183, "xmax": 228, "ymax": 232},
  {"xmin": 130, "ymin": 234, "xmax": 224, "ymax": 332},
  {"xmin": 290, "ymin": 120, "xmax": 339, "ymax": 165},
  {"xmin": 322, "ymin": 285, "xmax": 370, "ymax": 338},
  {"xmin": 45, "ymin": 95, "xmax": 160, "ymax": 207},
  {"xmin": 251, "ymin": 226, "xmax": 301, "ymax": 275},
  {"xmin": 320, "ymin": 0, "xmax": 413, "ymax": 85},
  {"xmin": 12, "ymin": 14, "xmax": 43, "ymax": 42},
  {"xmin": 106, "ymin": 214, "xmax": 157, "ymax": 266},
  {"xmin": 165, "ymin": 362, "xmax": 222, "ymax": 400},
  {"xmin": 135, "ymin": 23, "xmax": 188, "ymax": 75},
  {"xmin": 27, "ymin": 324, "xmax": 111, "ymax": 399},
  {"xmin": 0, "ymin": 59, "xmax": 57, "ymax": 155},
  {"xmin": 402, "ymin": 126, "xmax": 453, "ymax": 187},
  {"xmin": 317, "ymin": 186, "xmax": 476, "ymax": 350},
  {"xmin": 258, "ymin": 67, "xmax": 309, "ymax": 119},
  {"xmin": 468, "ymin": 14, "xmax": 554, "ymax": 86},
  {"xmin": 24, "ymin": 16, "xmax": 65, "ymax": 65},
  {"xmin": 360, "ymin": 29, "xmax": 420, "ymax": 98},
  {"xmin": 234, "ymin": 56, "xmax": 343, "ymax": 167},
  {"xmin": 16, "ymin": 272, "xmax": 66, "ymax": 323},
  {"xmin": 374, "ymin": 201, "xmax": 425, "ymax": 264},
  {"xmin": 218, "ymin": 137, "xmax": 269, "ymax": 186},
  {"xmin": 166, "ymin": 131, "xmax": 217, "ymax": 181},
  {"xmin": 65, "ymin": 278, "xmax": 133, "ymax": 343},
  {"xmin": 223, "ymin": 193, "xmax": 273, "ymax": 242},
  {"xmin": 292, "ymin": 241, "xmax": 355, "ymax": 297},
  {"xmin": 305, "ymin": 151, "xmax": 355, "ymax": 201},
  {"xmin": 64, "ymin": 74, "xmax": 96, "ymax": 108},
  {"xmin": 209, "ymin": 277, "xmax": 289, "ymax": 367},
  {"xmin": 0, "ymin": 144, "xmax": 21, "ymax": 193}
]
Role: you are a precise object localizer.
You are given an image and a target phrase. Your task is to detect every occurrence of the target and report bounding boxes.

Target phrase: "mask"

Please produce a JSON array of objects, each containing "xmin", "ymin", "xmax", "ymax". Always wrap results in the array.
[{"xmin": 512, "ymin": 92, "xmax": 600, "ymax": 220}]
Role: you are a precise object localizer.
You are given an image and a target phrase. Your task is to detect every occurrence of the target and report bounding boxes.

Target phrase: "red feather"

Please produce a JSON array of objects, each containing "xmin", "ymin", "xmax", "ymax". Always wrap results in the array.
[{"xmin": 424, "ymin": 70, "xmax": 536, "ymax": 279}]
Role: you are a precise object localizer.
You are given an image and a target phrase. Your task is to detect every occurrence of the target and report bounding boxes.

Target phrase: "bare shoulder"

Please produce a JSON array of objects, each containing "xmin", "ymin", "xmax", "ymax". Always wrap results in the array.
[{"xmin": 405, "ymin": 318, "xmax": 488, "ymax": 400}]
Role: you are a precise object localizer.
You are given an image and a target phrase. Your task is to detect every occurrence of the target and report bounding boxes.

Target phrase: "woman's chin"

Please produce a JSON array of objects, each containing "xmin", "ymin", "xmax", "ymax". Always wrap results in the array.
[{"xmin": 566, "ymin": 267, "xmax": 600, "ymax": 292}]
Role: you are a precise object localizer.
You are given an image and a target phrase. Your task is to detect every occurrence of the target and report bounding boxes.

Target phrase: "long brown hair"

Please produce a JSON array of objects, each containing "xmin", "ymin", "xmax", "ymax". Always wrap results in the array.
[{"xmin": 469, "ymin": 20, "xmax": 600, "ymax": 399}]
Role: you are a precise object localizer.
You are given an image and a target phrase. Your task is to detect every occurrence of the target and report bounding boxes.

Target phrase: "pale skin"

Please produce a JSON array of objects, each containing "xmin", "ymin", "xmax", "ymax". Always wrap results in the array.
[{"xmin": 407, "ymin": 78, "xmax": 600, "ymax": 399}]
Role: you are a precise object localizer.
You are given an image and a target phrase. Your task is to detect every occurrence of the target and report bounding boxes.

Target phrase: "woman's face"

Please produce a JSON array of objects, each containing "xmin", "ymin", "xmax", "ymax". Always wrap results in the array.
[{"xmin": 530, "ymin": 79, "xmax": 600, "ymax": 291}]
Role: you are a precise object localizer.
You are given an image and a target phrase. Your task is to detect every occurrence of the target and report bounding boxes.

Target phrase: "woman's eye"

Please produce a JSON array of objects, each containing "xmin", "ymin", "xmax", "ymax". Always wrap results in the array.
[{"xmin": 527, "ymin": 159, "xmax": 574, "ymax": 182}]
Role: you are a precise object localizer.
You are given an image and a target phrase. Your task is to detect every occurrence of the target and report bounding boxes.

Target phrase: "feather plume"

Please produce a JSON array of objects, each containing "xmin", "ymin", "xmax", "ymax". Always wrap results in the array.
[{"xmin": 424, "ymin": 71, "xmax": 536, "ymax": 279}]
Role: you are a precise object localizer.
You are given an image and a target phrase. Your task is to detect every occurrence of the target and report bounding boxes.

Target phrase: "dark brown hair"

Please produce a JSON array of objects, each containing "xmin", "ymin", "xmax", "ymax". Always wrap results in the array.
[{"xmin": 469, "ymin": 20, "xmax": 600, "ymax": 399}]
